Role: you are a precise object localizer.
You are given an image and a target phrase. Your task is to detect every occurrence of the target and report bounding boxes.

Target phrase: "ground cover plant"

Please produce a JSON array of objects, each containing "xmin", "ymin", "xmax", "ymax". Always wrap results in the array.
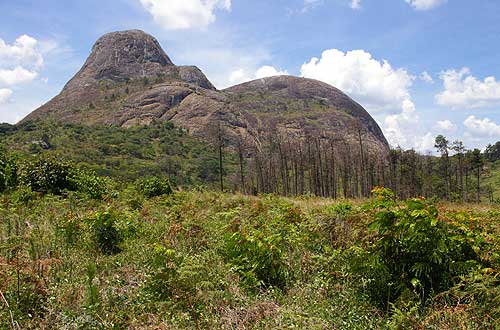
[{"xmin": 0, "ymin": 157, "xmax": 499, "ymax": 329}]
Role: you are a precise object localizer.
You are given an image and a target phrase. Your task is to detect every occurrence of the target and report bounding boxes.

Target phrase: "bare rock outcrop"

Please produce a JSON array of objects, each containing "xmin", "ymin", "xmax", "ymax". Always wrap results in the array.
[{"xmin": 20, "ymin": 30, "xmax": 389, "ymax": 154}]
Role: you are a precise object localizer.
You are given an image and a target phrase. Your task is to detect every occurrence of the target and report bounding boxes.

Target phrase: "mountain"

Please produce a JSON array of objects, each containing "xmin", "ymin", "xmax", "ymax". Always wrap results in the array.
[{"xmin": 20, "ymin": 30, "xmax": 389, "ymax": 154}]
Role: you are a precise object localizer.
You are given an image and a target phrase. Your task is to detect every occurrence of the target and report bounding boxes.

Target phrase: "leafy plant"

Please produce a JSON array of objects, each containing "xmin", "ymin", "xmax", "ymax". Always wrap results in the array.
[
  {"xmin": 137, "ymin": 177, "xmax": 173, "ymax": 198},
  {"xmin": 0, "ymin": 146, "xmax": 17, "ymax": 191},
  {"xmin": 18, "ymin": 156, "xmax": 74, "ymax": 194},
  {"xmin": 69, "ymin": 168, "xmax": 109, "ymax": 200},
  {"xmin": 87, "ymin": 209, "xmax": 122, "ymax": 254},
  {"xmin": 146, "ymin": 245, "xmax": 227, "ymax": 319},
  {"xmin": 367, "ymin": 191, "xmax": 481, "ymax": 307}
]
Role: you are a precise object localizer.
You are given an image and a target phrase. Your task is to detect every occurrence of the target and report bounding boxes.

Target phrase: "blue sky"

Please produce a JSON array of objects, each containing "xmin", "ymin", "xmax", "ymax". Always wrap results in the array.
[{"xmin": 1, "ymin": 0, "xmax": 500, "ymax": 152}]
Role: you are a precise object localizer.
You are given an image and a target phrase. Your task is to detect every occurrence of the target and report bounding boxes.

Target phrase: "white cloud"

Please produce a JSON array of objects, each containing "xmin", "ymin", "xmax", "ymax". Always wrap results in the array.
[
  {"xmin": 298, "ymin": 48, "xmax": 439, "ymax": 151},
  {"xmin": 0, "ymin": 34, "xmax": 48, "ymax": 122},
  {"xmin": 0, "ymin": 35, "xmax": 43, "ymax": 69},
  {"xmin": 0, "ymin": 88, "xmax": 13, "ymax": 105},
  {"xmin": 436, "ymin": 68, "xmax": 500, "ymax": 109},
  {"xmin": 464, "ymin": 116, "xmax": 500, "ymax": 138},
  {"xmin": 228, "ymin": 68, "xmax": 248, "ymax": 85},
  {"xmin": 300, "ymin": 49, "xmax": 414, "ymax": 113},
  {"xmin": 383, "ymin": 99, "xmax": 420, "ymax": 147},
  {"xmin": 405, "ymin": 0, "xmax": 447, "ymax": 10},
  {"xmin": 229, "ymin": 65, "xmax": 288, "ymax": 85},
  {"xmin": 139, "ymin": 0, "xmax": 231, "ymax": 30},
  {"xmin": 384, "ymin": 101, "xmax": 434, "ymax": 152},
  {"xmin": 434, "ymin": 119, "xmax": 456, "ymax": 132},
  {"xmin": 0, "ymin": 66, "xmax": 38, "ymax": 86},
  {"xmin": 420, "ymin": 71, "xmax": 434, "ymax": 83},
  {"xmin": 350, "ymin": 0, "xmax": 362, "ymax": 10},
  {"xmin": 255, "ymin": 66, "xmax": 288, "ymax": 79}
]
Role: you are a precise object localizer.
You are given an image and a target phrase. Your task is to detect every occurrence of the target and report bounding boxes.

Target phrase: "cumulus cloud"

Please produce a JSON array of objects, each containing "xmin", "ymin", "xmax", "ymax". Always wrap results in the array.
[
  {"xmin": 436, "ymin": 68, "xmax": 500, "ymax": 109},
  {"xmin": 139, "ymin": 0, "xmax": 231, "ymax": 30},
  {"xmin": 434, "ymin": 119, "xmax": 456, "ymax": 132},
  {"xmin": 405, "ymin": 0, "xmax": 447, "ymax": 10},
  {"xmin": 383, "ymin": 99, "xmax": 420, "ymax": 147},
  {"xmin": 420, "ymin": 71, "xmax": 434, "ymax": 83},
  {"xmin": 299, "ymin": 48, "xmax": 438, "ymax": 151},
  {"xmin": 0, "ymin": 35, "xmax": 43, "ymax": 69},
  {"xmin": 0, "ymin": 66, "xmax": 38, "ymax": 86},
  {"xmin": 300, "ymin": 49, "xmax": 414, "ymax": 113},
  {"xmin": 464, "ymin": 116, "xmax": 500, "ymax": 138},
  {"xmin": 384, "ymin": 101, "xmax": 435, "ymax": 152},
  {"xmin": 255, "ymin": 66, "xmax": 288, "ymax": 79},
  {"xmin": 0, "ymin": 88, "xmax": 13, "ymax": 104},
  {"xmin": 0, "ymin": 34, "xmax": 45, "ymax": 118},
  {"xmin": 229, "ymin": 65, "xmax": 288, "ymax": 85}
]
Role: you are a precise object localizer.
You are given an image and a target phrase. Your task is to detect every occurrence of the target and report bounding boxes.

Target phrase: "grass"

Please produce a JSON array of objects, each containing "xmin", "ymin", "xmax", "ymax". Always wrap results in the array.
[{"xmin": 0, "ymin": 187, "xmax": 499, "ymax": 329}]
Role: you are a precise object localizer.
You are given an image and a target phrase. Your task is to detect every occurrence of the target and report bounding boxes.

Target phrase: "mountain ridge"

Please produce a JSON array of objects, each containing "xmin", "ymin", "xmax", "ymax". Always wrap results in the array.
[{"xmin": 20, "ymin": 29, "xmax": 389, "ymax": 154}]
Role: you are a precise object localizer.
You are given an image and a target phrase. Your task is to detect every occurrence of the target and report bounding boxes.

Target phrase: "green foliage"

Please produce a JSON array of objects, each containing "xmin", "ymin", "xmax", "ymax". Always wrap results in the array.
[
  {"xmin": 485, "ymin": 141, "xmax": 500, "ymax": 162},
  {"xmin": 0, "ymin": 185, "xmax": 499, "ymax": 328},
  {"xmin": 10, "ymin": 185, "xmax": 37, "ymax": 205},
  {"xmin": 436, "ymin": 269, "xmax": 500, "ymax": 327},
  {"xmin": 137, "ymin": 176, "xmax": 173, "ymax": 198},
  {"xmin": 1, "ymin": 121, "xmax": 223, "ymax": 185},
  {"xmin": 18, "ymin": 156, "xmax": 74, "ymax": 194},
  {"xmin": 86, "ymin": 263, "xmax": 100, "ymax": 308},
  {"xmin": 146, "ymin": 245, "xmax": 227, "ymax": 318},
  {"xmin": 0, "ymin": 145, "xmax": 17, "ymax": 191},
  {"xmin": 57, "ymin": 212, "xmax": 81, "ymax": 246},
  {"xmin": 224, "ymin": 198, "xmax": 311, "ymax": 290},
  {"xmin": 225, "ymin": 226, "xmax": 289, "ymax": 289},
  {"xmin": 86, "ymin": 209, "xmax": 123, "ymax": 254},
  {"xmin": 367, "ymin": 192, "xmax": 481, "ymax": 307},
  {"xmin": 69, "ymin": 168, "xmax": 110, "ymax": 200}
]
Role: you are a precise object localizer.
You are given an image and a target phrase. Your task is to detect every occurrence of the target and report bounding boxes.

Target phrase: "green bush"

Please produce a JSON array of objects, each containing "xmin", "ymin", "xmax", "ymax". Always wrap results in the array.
[
  {"xmin": 19, "ymin": 157, "xmax": 74, "ymax": 194},
  {"xmin": 87, "ymin": 209, "xmax": 122, "ymax": 254},
  {"xmin": 223, "ymin": 198, "xmax": 309, "ymax": 290},
  {"xmin": 69, "ymin": 168, "xmax": 109, "ymax": 200},
  {"xmin": 137, "ymin": 177, "xmax": 173, "ymax": 198},
  {"xmin": 366, "ymin": 192, "xmax": 480, "ymax": 307},
  {"xmin": 225, "ymin": 228, "xmax": 288, "ymax": 289},
  {"xmin": 0, "ymin": 146, "xmax": 17, "ymax": 191}
]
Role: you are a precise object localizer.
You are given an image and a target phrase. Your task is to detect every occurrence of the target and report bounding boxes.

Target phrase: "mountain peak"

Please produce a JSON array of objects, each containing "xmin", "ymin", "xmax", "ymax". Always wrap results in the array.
[
  {"xmin": 78, "ymin": 29, "xmax": 174, "ymax": 83},
  {"xmin": 20, "ymin": 30, "xmax": 389, "ymax": 155}
]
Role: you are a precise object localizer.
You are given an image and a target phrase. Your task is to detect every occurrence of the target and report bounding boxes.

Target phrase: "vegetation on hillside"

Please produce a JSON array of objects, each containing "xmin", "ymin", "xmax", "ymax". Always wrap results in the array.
[
  {"xmin": 1, "ymin": 122, "xmax": 500, "ymax": 202},
  {"xmin": 0, "ymin": 154, "xmax": 499, "ymax": 329},
  {"xmin": 0, "ymin": 121, "xmax": 224, "ymax": 186}
]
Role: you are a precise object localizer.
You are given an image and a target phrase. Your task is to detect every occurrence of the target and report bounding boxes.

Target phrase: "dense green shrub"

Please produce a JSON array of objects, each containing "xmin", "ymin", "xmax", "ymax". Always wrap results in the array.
[
  {"xmin": 69, "ymin": 168, "xmax": 109, "ymax": 200},
  {"xmin": 365, "ymin": 189, "xmax": 481, "ymax": 307},
  {"xmin": 0, "ymin": 146, "xmax": 17, "ymax": 191},
  {"xmin": 87, "ymin": 209, "xmax": 122, "ymax": 254},
  {"xmin": 137, "ymin": 176, "xmax": 173, "ymax": 198},
  {"xmin": 19, "ymin": 157, "xmax": 73, "ymax": 194},
  {"xmin": 225, "ymin": 228, "xmax": 289, "ymax": 289},
  {"xmin": 224, "ymin": 198, "xmax": 310, "ymax": 290}
]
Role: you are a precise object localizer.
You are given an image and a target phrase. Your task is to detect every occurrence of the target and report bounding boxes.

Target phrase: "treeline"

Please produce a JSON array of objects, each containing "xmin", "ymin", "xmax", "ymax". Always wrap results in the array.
[
  {"xmin": 218, "ymin": 128, "xmax": 498, "ymax": 203},
  {"xmin": 1, "ymin": 121, "xmax": 499, "ymax": 202}
]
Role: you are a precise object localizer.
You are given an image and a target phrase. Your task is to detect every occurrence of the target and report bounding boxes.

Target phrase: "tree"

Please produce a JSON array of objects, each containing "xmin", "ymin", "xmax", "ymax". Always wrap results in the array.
[
  {"xmin": 451, "ymin": 140, "xmax": 466, "ymax": 201},
  {"xmin": 470, "ymin": 149, "xmax": 484, "ymax": 203},
  {"xmin": 435, "ymin": 135, "xmax": 450, "ymax": 200},
  {"xmin": 485, "ymin": 142, "xmax": 500, "ymax": 162}
]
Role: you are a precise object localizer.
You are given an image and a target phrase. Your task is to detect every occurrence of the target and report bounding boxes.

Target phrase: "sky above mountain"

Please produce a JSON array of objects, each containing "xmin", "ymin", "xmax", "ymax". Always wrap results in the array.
[{"xmin": 1, "ymin": 0, "xmax": 499, "ymax": 152}]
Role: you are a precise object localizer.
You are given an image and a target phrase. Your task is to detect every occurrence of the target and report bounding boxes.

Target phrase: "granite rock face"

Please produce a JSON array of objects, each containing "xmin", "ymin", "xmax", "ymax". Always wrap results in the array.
[{"xmin": 21, "ymin": 30, "xmax": 389, "ymax": 154}]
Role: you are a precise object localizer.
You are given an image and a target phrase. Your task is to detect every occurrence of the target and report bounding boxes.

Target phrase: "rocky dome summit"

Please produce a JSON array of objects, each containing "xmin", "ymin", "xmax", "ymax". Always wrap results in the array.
[
  {"xmin": 20, "ymin": 30, "xmax": 389, "ymax": 154},
  {"xmin": 82, "ymin": 30, "xmax": 175, "ymax": 81}
]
